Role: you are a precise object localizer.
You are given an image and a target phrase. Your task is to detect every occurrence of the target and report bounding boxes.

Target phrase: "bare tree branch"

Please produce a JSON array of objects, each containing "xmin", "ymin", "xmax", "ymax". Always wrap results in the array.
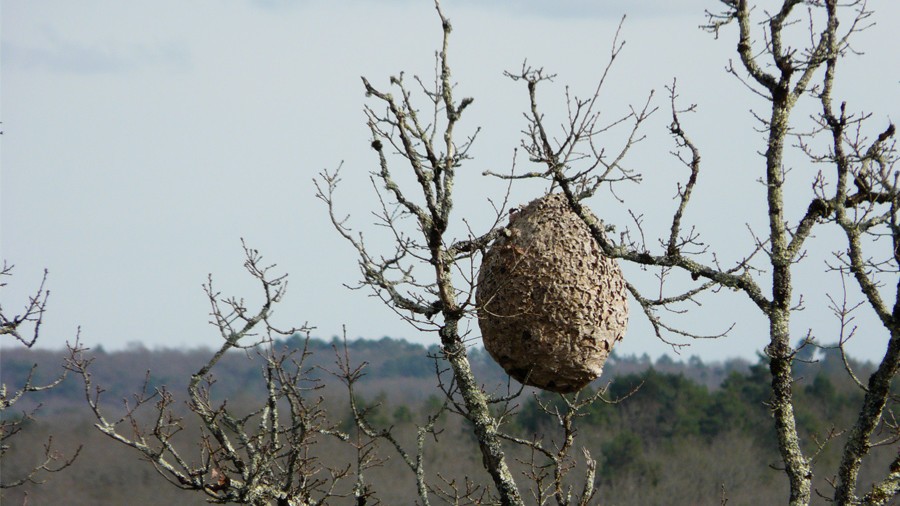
[{"xmin": 1, "ymin": 265, "xmax": 80, "ymax": 489}]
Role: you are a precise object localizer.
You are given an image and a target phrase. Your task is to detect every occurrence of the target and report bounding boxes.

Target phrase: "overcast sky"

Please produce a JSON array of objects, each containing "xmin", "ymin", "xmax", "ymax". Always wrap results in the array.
[{"xmin": 2, "ymin": 1, "xmax": 898, "ymax": 363}]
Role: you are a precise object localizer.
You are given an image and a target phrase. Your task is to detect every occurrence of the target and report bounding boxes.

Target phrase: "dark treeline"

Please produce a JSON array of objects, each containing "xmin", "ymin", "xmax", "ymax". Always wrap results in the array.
[
  {"xmin": 1, "ymin": 337, "xmax": 892, "ymax": 505},
  {"xmin": 0, "ymin": 335, "xmax": 754, "ymax": 410}
]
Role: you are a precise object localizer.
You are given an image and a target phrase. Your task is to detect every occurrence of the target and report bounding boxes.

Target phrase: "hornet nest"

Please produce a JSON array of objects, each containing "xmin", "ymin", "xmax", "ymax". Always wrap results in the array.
[{"xmin": 476, "ymin": 193, "xmax": 629, "ymax": 393}]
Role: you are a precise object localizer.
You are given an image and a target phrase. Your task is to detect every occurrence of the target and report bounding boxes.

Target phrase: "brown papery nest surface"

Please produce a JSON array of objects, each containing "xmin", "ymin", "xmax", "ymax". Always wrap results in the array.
[{"xmin": 476, "ymin": 193, "xmax": 629, "ymax": 393}]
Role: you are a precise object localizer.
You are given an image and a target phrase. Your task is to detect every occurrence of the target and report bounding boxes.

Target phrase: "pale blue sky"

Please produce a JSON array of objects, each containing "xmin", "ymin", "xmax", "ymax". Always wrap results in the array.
[{"xmin": 2, "ymin": 1, "xmax": 898, "ymax": 362}]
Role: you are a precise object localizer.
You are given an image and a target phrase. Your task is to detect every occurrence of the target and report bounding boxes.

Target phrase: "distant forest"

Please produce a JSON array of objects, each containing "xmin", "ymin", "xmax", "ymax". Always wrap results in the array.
[{"xmin": 1, "ymin": 337, "xmax": 894, "ymax": 505}]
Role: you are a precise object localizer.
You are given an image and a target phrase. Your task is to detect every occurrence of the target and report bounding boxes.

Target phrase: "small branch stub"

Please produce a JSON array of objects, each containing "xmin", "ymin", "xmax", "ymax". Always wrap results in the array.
[{"xmin": 476, "ymin": 193, "xmax": 629, "ymax": 393}]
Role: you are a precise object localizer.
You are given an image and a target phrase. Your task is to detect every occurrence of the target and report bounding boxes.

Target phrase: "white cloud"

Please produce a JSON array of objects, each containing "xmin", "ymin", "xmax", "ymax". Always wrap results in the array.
[{"xmin": 2, "ymin": 31, "xmax": 190, "ymax": 75}]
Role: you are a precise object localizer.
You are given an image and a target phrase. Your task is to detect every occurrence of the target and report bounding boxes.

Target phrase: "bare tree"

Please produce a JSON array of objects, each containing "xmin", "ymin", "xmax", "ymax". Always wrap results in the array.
[
  {"xmin": 315, "ymin": 1, "xmax": 525, "ymax": 499},
  {"xmin": 65, "ymin": 242, "xmax": 360, "ymax": 505},
  {"xmin": 1, "ymin": 263, "xmax": 80, "ymax": 490},
  {"xmin": 316, "ymin": 2, "xmax": 617, "ymax": 504},
  {"xmin": 483, "ymin": 0, "xmax": 896, "ymax": 504}
]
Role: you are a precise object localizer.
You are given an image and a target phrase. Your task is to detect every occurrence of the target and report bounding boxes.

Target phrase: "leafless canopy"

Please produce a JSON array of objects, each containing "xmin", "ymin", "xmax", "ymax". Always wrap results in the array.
[
  {"xmin": 65, "ymin": 242, "xmax": 362, "ymax": 505},
  {"xmin": 487, "ymin": 0, "xmax": 898, "ymax": 504}
]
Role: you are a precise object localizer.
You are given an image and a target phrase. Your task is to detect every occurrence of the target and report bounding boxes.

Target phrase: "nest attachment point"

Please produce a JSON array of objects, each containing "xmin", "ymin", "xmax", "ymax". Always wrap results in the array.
[{"xmin": 476, "ymin": 193, "xmax": 629, "ymax": 393}]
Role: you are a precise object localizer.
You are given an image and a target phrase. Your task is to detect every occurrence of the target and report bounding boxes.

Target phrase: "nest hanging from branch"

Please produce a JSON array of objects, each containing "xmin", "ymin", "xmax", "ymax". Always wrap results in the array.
[{"xmin": 476, "ymin": 193, "xmax": 629, "ymax": 393}]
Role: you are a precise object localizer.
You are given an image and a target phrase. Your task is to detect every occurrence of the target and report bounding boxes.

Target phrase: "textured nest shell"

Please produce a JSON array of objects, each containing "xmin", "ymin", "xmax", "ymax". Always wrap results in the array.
[{"xmin": 476, "ymin": 193, "xmax": 629, "ymax": 393}]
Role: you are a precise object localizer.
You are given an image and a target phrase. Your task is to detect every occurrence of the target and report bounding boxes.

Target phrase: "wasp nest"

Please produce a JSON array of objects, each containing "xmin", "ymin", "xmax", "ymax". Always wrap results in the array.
[{"xmin": 476, "ymin": 193, "xmax": 629, "ymax": 393}]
